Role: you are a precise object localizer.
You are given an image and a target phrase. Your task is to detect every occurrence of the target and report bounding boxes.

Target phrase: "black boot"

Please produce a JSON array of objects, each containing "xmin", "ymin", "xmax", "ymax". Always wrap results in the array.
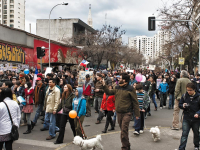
[
  {"xmin": 31, "ymin": 121, "xmax": 35, "ymax": 130},
  {"xmin": 23, "ymin": 125, "xmax": 31, "ymax": 134},
  {"xmin": 108, "ymin": 120, "xmax": 115, "ymax": 131},
  {"xmin": 102, "ymin": 120, "xmax": 109, "ymax": 133}
]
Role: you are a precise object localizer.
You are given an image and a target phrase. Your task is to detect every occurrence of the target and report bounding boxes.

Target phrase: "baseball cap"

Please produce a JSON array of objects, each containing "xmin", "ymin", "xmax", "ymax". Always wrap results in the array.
[{"xmin": 36, "ymin": 77, "xmax": 42, "ymax": 81}]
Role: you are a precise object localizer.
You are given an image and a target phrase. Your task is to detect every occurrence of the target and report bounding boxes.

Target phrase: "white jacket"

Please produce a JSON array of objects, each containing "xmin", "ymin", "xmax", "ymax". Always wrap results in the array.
[{"xmin": 0, "ymin": 97, "xmax": 21, "ymax": 135}]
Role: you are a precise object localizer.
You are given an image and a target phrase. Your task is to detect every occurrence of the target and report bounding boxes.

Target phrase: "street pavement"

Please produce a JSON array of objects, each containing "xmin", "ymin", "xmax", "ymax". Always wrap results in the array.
[{"xmin": 13, "ymin": 99, "xmax": 196, "ymax": 150}]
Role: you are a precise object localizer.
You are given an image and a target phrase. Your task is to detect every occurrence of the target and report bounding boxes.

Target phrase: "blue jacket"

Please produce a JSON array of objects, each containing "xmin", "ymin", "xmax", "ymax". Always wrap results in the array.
[
  {"xmin": 129, "ymin": 79, "xmax": 137, "ymax": 86},
  {"xmin": 158, "ymin": 82, "xmax": 169, "ymax": 94},
  {"xmin": 72, "ymin": 87, "xmax": 86, "ymax": 117}
]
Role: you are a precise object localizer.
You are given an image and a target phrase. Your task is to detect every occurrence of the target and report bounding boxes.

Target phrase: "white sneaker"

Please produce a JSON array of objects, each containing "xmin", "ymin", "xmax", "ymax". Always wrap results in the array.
[
  {"xmin": 140, "ymin": 130, "xmax": 144, "ymax": 134},
  {"xmin": 160, "ymin": 107, "xmax": 163, "ymax": 109},
  {"xmin": 163, "ymin": 106, "xmax": 166, "ymax": 108},
  {"xmin": 133, "ymin": 131, "xmax": 140, "ymax": 135}
]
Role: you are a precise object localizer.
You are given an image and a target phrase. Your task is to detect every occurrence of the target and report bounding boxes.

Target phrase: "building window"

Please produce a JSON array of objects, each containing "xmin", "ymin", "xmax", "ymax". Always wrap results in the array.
[
  {"xmin": 10, "ymin": 0, "xmax": 14, "ymax": 3},
  {"xmin": 10, "ymin": 5, "xmax": 14, "ymax": 8},
  {"xmin": 10, "ymin": 20, "xmax": 14, "ymax": 23},
  {"xmin": 10, "ymin": 10, "xmax": 14, "ymax": 13},
  {"xmin": 18, "ymin": 26, "xmax": 20, "ymax": 28},
  {"xmin": 10, "ymin": 24, "xmax": 14, "ymax": 27},
  {"xmin": 4, "ymin": 5, "xmax": 7, "ymax": 9},
  {"xmin": 3, "ymin": 15, "xmax": 7, "ymax": 19},
  {"xmin": 10, "ymin": 15, "xmax": 14, "ymax": 18},
  {"xmin": 18, "ymin": 21, "xmax": 20, "ymax": 23},
  {"xmin": 3, "ymin": 10, "xmax": 7, "ymax": 14},
  {"xmin": 4, "ymin": 0, "xmax": 7, "ymax": 4}
]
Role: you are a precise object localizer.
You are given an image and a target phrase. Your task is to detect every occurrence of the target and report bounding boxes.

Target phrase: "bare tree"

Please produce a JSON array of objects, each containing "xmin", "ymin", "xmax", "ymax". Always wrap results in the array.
[
  {"xmin": 157, "ymin": 0, "xmax": 199, "ymax": 73},
  {"xmin": 62, "ymin": 25, "xmax": 126, "ymax": 69}
]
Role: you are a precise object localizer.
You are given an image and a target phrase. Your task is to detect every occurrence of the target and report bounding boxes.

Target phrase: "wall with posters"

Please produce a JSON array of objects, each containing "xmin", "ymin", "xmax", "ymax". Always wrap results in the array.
[{"xmin": 33, "ymin": 39, "xmax": 82, "ymax": 69}]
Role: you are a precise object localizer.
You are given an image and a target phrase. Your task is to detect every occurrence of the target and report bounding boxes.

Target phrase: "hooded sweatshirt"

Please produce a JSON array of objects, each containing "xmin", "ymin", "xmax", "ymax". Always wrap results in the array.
[{"xmin": 72, "ymin": 87, "xmax": 86, "ymax": 117}]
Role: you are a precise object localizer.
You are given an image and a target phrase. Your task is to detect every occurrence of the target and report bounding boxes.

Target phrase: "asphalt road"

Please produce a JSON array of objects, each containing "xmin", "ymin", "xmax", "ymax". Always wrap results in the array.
[{"xmin": 12, "ymin": 99, "xmax": 196, "ymax": 150}]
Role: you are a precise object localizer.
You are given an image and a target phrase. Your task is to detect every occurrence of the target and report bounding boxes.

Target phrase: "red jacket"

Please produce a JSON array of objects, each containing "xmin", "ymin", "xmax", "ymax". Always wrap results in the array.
[
  {"xmin": 25, "ymin": 88, "xmax": 34, "ymax": 105},
  {"xmin": 100, "ymin": 93, "xmax": 115, "ymax": 111},
  {"xmin": 83, "ymin": 81, "xmax": 93, "ymax": 96}
]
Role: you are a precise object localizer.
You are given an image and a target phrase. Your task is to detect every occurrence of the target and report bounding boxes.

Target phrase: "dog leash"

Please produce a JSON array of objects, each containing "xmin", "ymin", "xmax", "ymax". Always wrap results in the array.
[{"xmin": 78, "ymin": 117, "xmax": 87, "ymax": 139}]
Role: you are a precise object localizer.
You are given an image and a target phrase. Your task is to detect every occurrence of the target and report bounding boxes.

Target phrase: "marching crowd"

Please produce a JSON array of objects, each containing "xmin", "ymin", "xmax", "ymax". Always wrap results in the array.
[{"xmin": 0, "ymin": 68, "xmax": 200, "ymax": 150}]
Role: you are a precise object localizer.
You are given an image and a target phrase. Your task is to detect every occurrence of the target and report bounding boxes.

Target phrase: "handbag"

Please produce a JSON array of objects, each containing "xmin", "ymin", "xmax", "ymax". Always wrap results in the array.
[
  {"xmin": 3, "ymin": 102, "xmax": 19, "ymax": 141},
  {"xmin": 63, "ymin": 107, "xmax": 71, "ymax": 114}
]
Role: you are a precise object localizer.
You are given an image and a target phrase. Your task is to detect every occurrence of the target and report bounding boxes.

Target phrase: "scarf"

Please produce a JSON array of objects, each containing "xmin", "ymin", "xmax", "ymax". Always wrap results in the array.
[
  {"xmin": 119, "ymin": 82, "xmax": 128, "ymax": 87},
  {"xmin": 34, "ymin": 84, "xmax": 42, "ymax": 106}
]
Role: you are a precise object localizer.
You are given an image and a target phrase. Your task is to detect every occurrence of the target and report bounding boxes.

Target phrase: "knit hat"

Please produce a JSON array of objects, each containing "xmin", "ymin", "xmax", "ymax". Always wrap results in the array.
[{"xmin": 102, "ymin": 70, "xmax": 108, "ymax": 75}]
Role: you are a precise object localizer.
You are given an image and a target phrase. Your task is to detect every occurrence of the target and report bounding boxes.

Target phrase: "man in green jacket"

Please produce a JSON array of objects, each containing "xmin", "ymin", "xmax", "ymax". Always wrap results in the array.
[
  {"xmin": 172, "ymin": 70, "xmax": 191, "ymax": 130},
  {"xmin": 102, "ymin": 73, "xmax": 140, "ymax": 150}
]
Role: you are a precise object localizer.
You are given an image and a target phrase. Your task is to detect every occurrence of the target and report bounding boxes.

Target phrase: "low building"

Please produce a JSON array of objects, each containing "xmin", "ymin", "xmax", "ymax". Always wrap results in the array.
[
  {"xmin": 0, "ymin": 23, "xmax": 82, "ymax": 71},
  {"xmin": 36, "ymin": 18, "xmax": 96, "ymax": 44}
]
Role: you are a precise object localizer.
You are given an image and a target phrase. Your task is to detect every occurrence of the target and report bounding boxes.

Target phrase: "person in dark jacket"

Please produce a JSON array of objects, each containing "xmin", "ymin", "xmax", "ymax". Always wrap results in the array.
[
  {"xmin": 102, "ymin": 73, "xmax": 140, "ymax": 150},
  {"xmin": 54, "ymin": 84, "xmax": 76, "ymax": 144},
  {"xmin": 147, "ymin": 76, "xmax": 157, "ymax": 116},
  {"xmin": 31, "ymin": 77, "xmax": 46, "ymax": 129},
  {"xmin": 94, "ymin": 73, "xmax": 104, "ymax": 124},
  {"xmin": 168, "ymin": 77, "xmax": 176, "ymax": 109},
  {"xmin": 178, "ymin": 83, "xmax": 200, "ymax": 150},
  {"xmin": 191, "ymin": 74, "xmax": 200, "ymax": 94}
]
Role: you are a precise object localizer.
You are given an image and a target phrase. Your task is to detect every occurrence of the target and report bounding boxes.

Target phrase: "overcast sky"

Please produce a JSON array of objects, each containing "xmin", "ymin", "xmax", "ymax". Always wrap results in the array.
[{"xmin": 25, "ymin": 0, "xmax": 169, "ymax": 44}]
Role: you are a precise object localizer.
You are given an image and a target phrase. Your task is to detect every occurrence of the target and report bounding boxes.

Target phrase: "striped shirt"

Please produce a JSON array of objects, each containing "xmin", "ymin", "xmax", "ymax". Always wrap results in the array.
[{"xmin": 136, "ymin": 92, "xmax": 145, "ymax": 109}]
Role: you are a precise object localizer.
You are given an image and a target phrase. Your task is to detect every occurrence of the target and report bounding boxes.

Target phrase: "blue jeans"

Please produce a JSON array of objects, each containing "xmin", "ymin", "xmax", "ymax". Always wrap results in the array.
[
  {"xmin": 169, "ymin": 94, "xmax": 174, "ymax": 108},
  {"xmin": 33, "ymin": 104, "xmax": 43, "ymax": 124},
  {"xmin": 43, "ymin": 112, "xmax": 59, "ymax": 137},
  {"xmin": 179, "ymin": 119, "xmax": 199, "ymax": 150},
  {"xmin": 151, "ymin": 94, "xmax": 157, "ymax": 108},
  {"xmin": 134, "ymin": 112, "xmax": 144, "ymax": 132},
  {"xmin": 113, "ymin": 112, "xmax": 117, "ymax": 121}
]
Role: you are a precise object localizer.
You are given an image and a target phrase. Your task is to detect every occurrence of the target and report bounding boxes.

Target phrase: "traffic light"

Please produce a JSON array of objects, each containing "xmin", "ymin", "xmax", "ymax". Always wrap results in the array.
[
  {"xmin": 148, "ymin": 17, "xmax": 156, "ymax": 31},
  {"xmin": 193, "ymin": 57, "xmax": 197, "ymax": 65},
  {"xmin": 37, "ymin": 47, "xmax": 45, "ymax": 59}
]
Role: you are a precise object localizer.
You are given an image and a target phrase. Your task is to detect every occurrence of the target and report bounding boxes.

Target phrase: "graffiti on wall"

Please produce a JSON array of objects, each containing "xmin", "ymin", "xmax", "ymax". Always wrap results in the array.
[{"xmin": 0, "ymin": 43, "xmax": 25, "ymax": 63}]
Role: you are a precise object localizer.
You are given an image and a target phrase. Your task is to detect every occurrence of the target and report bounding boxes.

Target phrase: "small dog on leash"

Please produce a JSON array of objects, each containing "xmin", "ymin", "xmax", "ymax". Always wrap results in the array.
[
  {"xmin": 73, "ymin": 135, "xmax": 104, "ymax": 150},
  {"xmin": 150, "ymin": 126, "xmax": 160, "ymax": 142}
]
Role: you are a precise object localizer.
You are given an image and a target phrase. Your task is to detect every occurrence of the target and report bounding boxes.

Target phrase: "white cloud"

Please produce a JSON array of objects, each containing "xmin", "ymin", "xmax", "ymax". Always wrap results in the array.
[{"xmin": 25, "ymin": 0, "xmax": 169, "ymax": 43}]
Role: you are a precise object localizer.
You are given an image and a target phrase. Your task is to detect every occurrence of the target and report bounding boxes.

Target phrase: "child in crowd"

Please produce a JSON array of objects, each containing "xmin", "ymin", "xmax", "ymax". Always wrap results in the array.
[{"xmin": 134, "ymin": 84, "xmax": 150, "ymax": 135}]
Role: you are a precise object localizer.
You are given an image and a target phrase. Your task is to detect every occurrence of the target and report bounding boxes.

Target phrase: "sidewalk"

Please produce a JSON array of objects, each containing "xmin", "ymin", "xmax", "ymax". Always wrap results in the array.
[{"xmin": 57, "ymin": 127, "xmax": 194, "ymax": 150}]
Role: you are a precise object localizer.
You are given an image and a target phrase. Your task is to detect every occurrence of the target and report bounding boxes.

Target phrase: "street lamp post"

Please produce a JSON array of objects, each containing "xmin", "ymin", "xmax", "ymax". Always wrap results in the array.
[{"xmin": 49, "ymin": 3, "xmax": 68, "ymax": 67}]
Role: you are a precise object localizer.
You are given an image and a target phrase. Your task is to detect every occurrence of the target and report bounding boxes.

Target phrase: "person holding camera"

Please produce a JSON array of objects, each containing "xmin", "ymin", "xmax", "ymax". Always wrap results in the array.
[{"xmin": 178, "ymin": 83, "xmax": 200, "ymax": 150}]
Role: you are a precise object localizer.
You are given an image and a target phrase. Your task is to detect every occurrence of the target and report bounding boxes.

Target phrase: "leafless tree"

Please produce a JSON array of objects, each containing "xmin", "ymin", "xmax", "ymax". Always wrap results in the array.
[{"xmin": 157, "ymin": 0, "xmax": 199, "ymax": 73}]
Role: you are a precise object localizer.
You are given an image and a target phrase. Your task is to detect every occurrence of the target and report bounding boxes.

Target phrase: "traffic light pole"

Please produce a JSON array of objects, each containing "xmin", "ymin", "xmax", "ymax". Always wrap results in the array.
[
  {"xmin": 40, "ymin": 58, "xmax": 43, "ymax": 73},
  {"xmin": 152, "ymin": 19, "xmax": 200, "ymax": 73}
]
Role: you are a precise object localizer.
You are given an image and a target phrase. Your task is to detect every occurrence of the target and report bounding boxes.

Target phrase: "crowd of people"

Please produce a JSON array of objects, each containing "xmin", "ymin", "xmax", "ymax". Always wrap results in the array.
[{"xmin": 0, "ymin": 68, "xmax": 200, "ymax": 150}]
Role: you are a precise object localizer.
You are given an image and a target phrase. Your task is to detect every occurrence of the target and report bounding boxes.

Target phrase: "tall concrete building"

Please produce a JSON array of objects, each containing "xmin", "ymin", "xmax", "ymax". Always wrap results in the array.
[
  {"xmin": 128, "ymin": 36, "xmax": 154, "ymax": 57},
  {"xmin": 87, "ymin": 4, "xmax": 93, "ymax": 28},
  {"xmin": 128, "ymin": 30, "xmax": 171, "ymax": 62},
  {"xmin": 0, "ymin": 0, "xmax": 25, "ymax": 30},
  {"xmin": 153, "ymin": 30, "xmax": 171, "ymax": 58}
]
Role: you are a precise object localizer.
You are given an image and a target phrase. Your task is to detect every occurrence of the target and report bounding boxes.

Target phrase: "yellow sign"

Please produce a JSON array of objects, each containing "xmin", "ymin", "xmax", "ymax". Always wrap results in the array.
[
  {"xmin": 179, "ymin": 57, "xmax": 185, "ymax": 65},
  {"xmin": 0, "ymin": 44, "xmax": 25, "ymax": 63}
]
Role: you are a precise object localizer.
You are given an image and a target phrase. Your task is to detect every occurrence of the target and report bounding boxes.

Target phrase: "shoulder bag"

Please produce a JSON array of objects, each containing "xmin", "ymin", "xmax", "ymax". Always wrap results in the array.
[{"xmin": 3, "ymin": 101, "xmax": 19, "ymax": 141}]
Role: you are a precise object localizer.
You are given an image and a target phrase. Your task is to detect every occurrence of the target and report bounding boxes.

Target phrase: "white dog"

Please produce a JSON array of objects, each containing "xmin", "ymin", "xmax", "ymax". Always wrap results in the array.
[
  {"xmin": 73, "ymin": 135, "xmax": 104, "ymax": 150},
  {"xmin": 150, "ymin": 126, "xmax": 160, "ymax": 142}
]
